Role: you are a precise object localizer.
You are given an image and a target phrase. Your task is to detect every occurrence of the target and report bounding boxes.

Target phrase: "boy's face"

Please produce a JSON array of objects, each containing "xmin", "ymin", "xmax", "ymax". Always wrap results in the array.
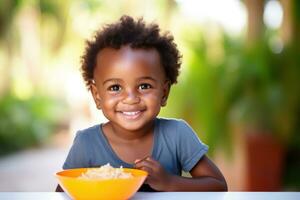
[{"xmin": 91, "ymin": 46, "xmax": 169, "ymax": 132}]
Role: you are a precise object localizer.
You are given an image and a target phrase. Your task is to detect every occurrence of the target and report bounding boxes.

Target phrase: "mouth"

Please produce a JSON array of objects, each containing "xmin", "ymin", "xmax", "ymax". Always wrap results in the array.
[{"xmin": 119, "ymin": 110, "xmax": 143, "ymax": 120}]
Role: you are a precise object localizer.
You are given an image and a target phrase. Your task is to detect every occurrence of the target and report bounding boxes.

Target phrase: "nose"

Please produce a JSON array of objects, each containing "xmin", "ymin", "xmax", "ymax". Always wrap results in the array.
[{"xmin": 122, "ymin": 89, "xmax": 140, "ymax": 104}]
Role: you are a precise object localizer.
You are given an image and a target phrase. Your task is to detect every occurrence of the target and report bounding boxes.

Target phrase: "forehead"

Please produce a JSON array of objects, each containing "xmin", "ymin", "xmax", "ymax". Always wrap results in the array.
[
  {"xmin": 96, "ymin": 46, "xmax": 160, "ymax": 66},
  {"xmin": 94, "ymin": 46, "xmax": 164, "ymax": 80}
]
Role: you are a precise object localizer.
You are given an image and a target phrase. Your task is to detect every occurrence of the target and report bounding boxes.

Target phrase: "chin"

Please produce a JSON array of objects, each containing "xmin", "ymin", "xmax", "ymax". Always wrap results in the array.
[
  {"xmin": 120, "ymin": 122, "xmax": 146, "ymax": 132},
  {"xmin": 117, "ymin": 118, "xmax": 154, "ymax": 132}
]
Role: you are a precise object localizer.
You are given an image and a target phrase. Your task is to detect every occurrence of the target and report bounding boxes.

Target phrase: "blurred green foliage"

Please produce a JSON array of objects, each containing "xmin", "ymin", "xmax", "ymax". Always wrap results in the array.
[
  {"xmin": 0, "ymin": 92, "xmax": 68, "ymax": 156},
  {"xmin": 163, "ymin": 27, "xmax": 300, "ymax": 156},
  {"xmin": 0, "ymin": 0, "xmax": 71, "ymax": 156},
  {"xmin": 228, "ymin": 39, "xmax": 300, "ymax": 141},
  {"xmin": 0, "ymin": 0, "xmax": 22, "ymax": 38}
]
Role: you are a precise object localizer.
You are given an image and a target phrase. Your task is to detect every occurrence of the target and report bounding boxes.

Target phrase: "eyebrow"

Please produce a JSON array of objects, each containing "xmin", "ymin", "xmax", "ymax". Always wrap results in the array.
[
  {"xmin": 102, "ymin": 76, "xmax": 157, "ymax": 85},
  {"xmin": 138, "ymin": 76, "xmax": 157, "ymax": 82},
  {"xmin": 103, "ymin": 78, "xmax": 122, "ymax": 85}
]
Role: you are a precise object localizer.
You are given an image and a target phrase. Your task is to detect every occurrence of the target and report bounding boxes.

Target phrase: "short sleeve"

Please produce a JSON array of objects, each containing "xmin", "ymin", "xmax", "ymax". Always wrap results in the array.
[
  {"xmin": 63, "ymin": 131, "xmax": 90, "ymax": 169},
  {"xmin": 176, "ymin": 120, "xmax": 208, "ymax": 172}
]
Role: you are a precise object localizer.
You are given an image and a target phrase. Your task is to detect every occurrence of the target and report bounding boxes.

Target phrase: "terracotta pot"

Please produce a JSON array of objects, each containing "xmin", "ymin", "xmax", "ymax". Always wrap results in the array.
[{"xmin": 244, "ymin": 132, "xmax": 285, "ymax": 191}]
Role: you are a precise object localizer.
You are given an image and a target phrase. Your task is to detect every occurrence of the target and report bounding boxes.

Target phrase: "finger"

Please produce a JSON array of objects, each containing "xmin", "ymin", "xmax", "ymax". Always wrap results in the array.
[
  {"xmin": 138, "ymin": 166, "xmax": 153, "ymax": 176},
  {"xmin": 133, "ymin": 159, "xmax": 141, "ymax": 168},
  {"xmin": 142, "ymin": 157, "xmax": 162, "ymax": 170},
  {"xmin": 144, "ymin": 157, "xmax": 160, "ymax": 167},
  {"xmin": 145, "ymin": 156, "xmax": 156, "ymax": 162},
  {"xmin": 134, "ymin": 155, "xmax": 150, "ymax": 164},
  {"xmin": 134, "ymin": 159, "xmax": 156, "ymax": 171}
]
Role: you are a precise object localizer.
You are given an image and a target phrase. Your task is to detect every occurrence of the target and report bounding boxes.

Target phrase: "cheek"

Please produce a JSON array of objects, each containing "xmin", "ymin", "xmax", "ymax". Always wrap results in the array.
[
  {"xmin": 143, "ymin": 93, "xmax": 162, "ymax": 105},
  {"xmin": 101, "ymin": 95, "xmax": 120, "ymax": 108}
]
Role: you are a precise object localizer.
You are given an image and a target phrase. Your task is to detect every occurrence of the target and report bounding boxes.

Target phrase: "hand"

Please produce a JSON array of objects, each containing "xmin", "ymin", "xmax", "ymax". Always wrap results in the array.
[{"xmin": 134, "ymin": 157, "xmax": 173, "ymax": 191}]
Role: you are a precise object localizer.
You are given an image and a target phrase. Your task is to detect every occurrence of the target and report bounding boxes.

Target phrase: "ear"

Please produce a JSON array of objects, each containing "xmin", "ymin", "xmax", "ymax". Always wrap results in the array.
[
  {"xmin": 161, "ymin": 80, "xmax": 171, "ymax": 107},
  {"xmin": 90, "ymin": 83, "xmax": 102, "ymax": 110}
]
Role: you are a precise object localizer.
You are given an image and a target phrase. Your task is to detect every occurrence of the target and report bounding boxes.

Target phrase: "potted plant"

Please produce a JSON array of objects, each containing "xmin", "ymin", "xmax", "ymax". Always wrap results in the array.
[
  {"xmin": 161, "ymin": 26, "xmax": 300, "ymax": 190},
  {"xmin": 224, "ymin": 34, "xmax": 300, "ymax": 190}
]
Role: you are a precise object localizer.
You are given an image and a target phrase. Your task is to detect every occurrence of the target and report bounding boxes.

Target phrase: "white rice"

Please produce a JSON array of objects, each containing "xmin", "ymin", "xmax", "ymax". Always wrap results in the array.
[{"xmin": 78, "ymin": 163, "xmax": 133, "ymax": 180}]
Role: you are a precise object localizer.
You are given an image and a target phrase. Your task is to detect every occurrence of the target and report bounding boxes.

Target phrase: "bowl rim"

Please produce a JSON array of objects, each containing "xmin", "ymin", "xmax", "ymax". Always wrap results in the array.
[{"xmin": 54, "ymin": 167, "xmax": 148, "ymax": 182}]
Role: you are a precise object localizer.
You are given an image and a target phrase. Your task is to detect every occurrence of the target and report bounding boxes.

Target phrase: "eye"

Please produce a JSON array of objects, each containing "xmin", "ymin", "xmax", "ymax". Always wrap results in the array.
[
  {"xmin": 139, "ymin": 83, "xmax": 152, "ymax": 90},
  {"xmin": 108, "ymin": 84, "xmax": 121, "ymax": 92}
]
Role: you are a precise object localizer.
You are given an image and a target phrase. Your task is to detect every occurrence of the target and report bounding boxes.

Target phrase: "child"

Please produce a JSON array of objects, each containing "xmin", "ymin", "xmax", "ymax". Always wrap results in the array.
[{"xmin": 57, "ymin": 15, "xmax": 227, "ymax": 192}]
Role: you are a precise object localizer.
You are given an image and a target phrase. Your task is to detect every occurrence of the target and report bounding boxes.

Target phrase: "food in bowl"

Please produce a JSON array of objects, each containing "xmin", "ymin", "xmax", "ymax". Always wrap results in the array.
[
  {"xmin": 78, "ymin": 163, "xmax": 133, "ymax": 180},
  {"xmin": 55, "ymin": 164, "xmax": 147, "ymax": 200}
]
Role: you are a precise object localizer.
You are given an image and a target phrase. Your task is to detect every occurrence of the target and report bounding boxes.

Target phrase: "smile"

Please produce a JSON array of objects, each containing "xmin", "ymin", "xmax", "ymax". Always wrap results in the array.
[{"xmin": 120, "ymin": 111, "xmax": 143, "ymax": 119}]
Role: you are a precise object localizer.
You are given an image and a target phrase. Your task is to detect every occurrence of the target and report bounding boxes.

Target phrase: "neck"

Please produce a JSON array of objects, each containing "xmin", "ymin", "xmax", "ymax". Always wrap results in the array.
[{"xmin": 104, "ymin": 120, "xmax": 155, "ymax": 141}]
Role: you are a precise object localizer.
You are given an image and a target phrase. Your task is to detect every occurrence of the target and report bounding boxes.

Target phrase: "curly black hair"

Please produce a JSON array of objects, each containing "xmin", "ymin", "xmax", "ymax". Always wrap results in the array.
[{"xmin": 80, "ymin": 15, "xmax": 181, "ymax": 89}]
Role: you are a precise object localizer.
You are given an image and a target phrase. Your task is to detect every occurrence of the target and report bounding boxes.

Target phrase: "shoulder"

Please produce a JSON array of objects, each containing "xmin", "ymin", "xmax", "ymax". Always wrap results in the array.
[
  {"xmin": 156, "ymin": 117, "xmax": 192, "ymax": 133},
  {"xmin": 156, "ymin": 117, "xmax": 185, "ymax": 127},
  {"xmin": 74, "ymin": 124, "xmax": 100, "ymax": 143},
  {"xmin": 156, "ymin": 117, "xmax": 203, "ymax": 143},
  {"xmin": 63, "ymin": 124, "xmax": 100, "ymax": 169},
  {"xmin": 156, "ymin": 117, "xmax": 197, "ymax": 141}
]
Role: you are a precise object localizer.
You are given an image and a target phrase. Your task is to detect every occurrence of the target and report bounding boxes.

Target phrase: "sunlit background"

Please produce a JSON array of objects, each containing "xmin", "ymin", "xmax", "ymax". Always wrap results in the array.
[{"xmin": 0, "ymin": 0, "xmax": 299, "ymax": 191}]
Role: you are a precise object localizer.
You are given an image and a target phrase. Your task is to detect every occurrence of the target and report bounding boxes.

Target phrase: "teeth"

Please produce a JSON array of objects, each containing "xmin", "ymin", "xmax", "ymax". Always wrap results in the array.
[{"xmin": 122, "ymin": 111, "xmax": 140, "ymax": 116}]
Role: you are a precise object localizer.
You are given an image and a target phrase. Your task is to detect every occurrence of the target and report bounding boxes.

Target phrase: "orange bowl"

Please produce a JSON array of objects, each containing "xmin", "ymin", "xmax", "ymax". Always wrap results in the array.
[{"xmin": 55, "ymin": 168, "xmax": 147, "ymax": 200}]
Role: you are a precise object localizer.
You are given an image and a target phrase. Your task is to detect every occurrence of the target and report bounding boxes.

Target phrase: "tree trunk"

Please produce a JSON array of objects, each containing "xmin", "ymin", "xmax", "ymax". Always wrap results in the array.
[
  {"xmin": 244, "ymin": 0, "xmax": 265, "ymax": 46},
  {"xmin": 280, "ymin": 0, "xmax": 300, "ymax": 49}
]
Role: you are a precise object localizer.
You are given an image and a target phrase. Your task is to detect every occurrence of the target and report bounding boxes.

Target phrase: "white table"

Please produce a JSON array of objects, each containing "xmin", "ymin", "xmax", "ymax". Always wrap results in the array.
[{"xmin": 0, "ymin": 192, "xmax": 299, "ymax": 200}]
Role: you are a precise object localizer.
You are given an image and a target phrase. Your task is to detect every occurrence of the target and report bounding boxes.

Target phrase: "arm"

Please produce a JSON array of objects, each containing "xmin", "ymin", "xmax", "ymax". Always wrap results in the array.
[
  {"xmin": 168, "ymin": 155, "xmax": 227, "ymax": 191},
  {"xmin": 135, "ymin": 155, "xmax": 227, "ymax": 191}
]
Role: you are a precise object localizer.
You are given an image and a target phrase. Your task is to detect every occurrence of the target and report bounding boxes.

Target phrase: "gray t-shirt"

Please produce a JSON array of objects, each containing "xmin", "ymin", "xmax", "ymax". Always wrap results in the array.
[{"xmin": 63, "ymin": 118, "xmax": 208, "ymax": 175}]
